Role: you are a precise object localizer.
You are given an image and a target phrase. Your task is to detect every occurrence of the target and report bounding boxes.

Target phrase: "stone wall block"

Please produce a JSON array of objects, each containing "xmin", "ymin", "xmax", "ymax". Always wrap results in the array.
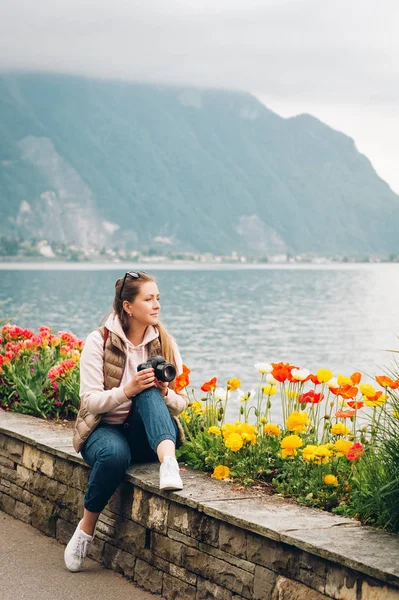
[
  {"xmin": 103, "ymin": 542, "xmax": 135, "ymax": 578},
  {"xmin": 168, "ymin": 527, "xmax": 199, "ymax": 549},
  {"xmin": 0, "ymin": 454, "xmax": 15, "ymax": 469},
  {"xmin": 30, "ymin": 495, "xmax": 57, "ymax": 537},
  {"xmin": 163, "ymin": 572, "xmax": 197, "ymax": 600},
  {"xmin": 247, "ymin": 533, "xmax": 294, "ymax": 574},
  {"xmin": 196, "ymin": 577, "xmax": 233, "ymax": 600},
  {"xmin": 194, "ymin": 513, "xmax": 220, "ymax": 547},
  {"xmin": 6, "ymin": 437, "xmax": 24, "ymax": 459},
  {"xmin": 198, "ymin": 542, "xmax": 255, "ymax": 574},
  {"xmin": 8, "ymin": 482, "xmax": 34, "ymax": 506},
  {"xmin": 107, "ymin": 481, "xmax": 134, "ymax": 518},
  {"xmin": 147, "ymin": 495, "xmax": 170, "ymax": 534},
  {"xmin": 325, "ymin": 564, "xmax": 358, "ymax": 600},
  {"xmin": 57, "ymin": 506, "xmax": 80, "ymax": 525},
  {"xmin": 56, "ymin": 518, "xmax": 76, "ymax": 545},
  {"xmin": 0, "ymin": 491, "xmax": 16, "ymax": 516},
  {"xmin": 253, "ymin": 565, "xmax": 278, "ymax": 600},
  {"xmin": 96, "ymin": 519, "xmax": 115, "ymax": 538},
  {"xmin": 1, "ymin": 463, "xmax": 20, "ymax": 484},
  {"xmin": 134, "ymin": 558, "xmax": 163, "ymax": 594},
  {"xmin": 52, "ymin": 458, "xmax": 74, "ymax": 485},
  {"xmin": 184, "ymin": 546, "xmax": 254, "ymax": 599},
  {"xmin": 0, "ymin": 478, "xmax": 11, "ymax": 493},
  {"xmin": 361, "ymin": 581, "xmax": 399, "ymax": 600},
  {"xmin": 168, "ymin": 502, "xmax": 192, "ymax": 535},
  {"xmin": 272, "ymin": 576, "xmax": 328, "ymax": 600},
  {"xmin": 16, "ymin": 464, "xmax": 33, "ymax": 487},
  {"xmin": 169, "ymin": 563, "xmax": 197, "ymax": 587},
  {"xmin": 70, "ymin": 464, "xmax": 90, "ymax": 492},
  {"xmin": 295, "ymin": 550, "xmax": 328, "ymax": 594},
  {"xmin": 22, "ymin": 446, "xmax": 54, "ymax": 477},
  {"xmin": 152, "ymin": 531, "xmax": 184, "ymax": 566},
  {"xmin": 131, "ymin": 487, "xmax": 150, "ymax": 526},
  {"xmin": 87, "ymin": 537, "xmax": 105, "ymax": 562},
  {"xmin": 111, "ymin": 517, "xmax": 146, "ymax": 555},
  {"xmin": 14, "ymin": 500, "xmax": 32, "ymax": 523},
  {"xmin": 219, "ymin": 522, "xmax": 247, "ymax": 559}
]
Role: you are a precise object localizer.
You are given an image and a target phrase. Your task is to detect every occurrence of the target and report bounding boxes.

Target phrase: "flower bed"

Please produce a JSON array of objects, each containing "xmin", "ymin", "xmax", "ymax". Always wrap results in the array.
[{"xmin": 1, "ymin": 324, "xmax": 399, "ymax": 533}]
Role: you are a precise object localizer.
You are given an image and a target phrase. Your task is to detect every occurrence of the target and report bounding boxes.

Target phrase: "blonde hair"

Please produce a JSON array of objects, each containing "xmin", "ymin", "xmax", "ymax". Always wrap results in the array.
[{"xmin": 113, "ymin": 272, "xmax": 176, "ymax": 390}]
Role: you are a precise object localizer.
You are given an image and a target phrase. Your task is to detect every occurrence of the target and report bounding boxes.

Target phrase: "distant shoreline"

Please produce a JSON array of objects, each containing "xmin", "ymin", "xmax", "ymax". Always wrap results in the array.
[{"xmin": 0, "ymin": 260, "xmax": 397, "ymax": 271}]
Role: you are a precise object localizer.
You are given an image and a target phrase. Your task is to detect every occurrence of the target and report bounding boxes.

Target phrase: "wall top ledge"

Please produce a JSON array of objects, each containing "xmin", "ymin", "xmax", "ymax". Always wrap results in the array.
[{"xmin": 1, "ymin": 409, "xmax": 399, "ymax": 588}]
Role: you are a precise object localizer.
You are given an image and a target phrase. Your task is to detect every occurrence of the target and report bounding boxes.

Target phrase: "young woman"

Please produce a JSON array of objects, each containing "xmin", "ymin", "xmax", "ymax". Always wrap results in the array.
[{"xmin": 64, "ymin": 271, "xmax": 188, "ymax": 572}]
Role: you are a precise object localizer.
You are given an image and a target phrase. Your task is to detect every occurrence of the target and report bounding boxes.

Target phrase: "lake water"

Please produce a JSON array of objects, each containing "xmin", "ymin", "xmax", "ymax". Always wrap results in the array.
[{"xmin": 1, "ymin": 262, "xmax": 399, "ymax": 420}]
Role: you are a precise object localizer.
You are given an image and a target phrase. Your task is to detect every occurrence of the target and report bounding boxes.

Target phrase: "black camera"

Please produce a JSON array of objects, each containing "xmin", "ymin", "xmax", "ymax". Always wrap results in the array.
[{"xmin": 137, "ymin": 355, "xmax": 176, "ymax": 383}]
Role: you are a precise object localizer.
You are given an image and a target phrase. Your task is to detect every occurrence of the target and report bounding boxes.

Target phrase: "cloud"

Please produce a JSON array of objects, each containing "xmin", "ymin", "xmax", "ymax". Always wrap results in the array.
[{"xmin": 1, "ymin": 0, "xmax": 398, "ymax": 189}]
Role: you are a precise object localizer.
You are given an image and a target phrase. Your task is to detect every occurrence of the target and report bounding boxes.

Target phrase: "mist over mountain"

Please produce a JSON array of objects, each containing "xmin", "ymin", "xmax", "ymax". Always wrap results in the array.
[{"xmin": 1, "ymin": 73, "xmax": 398, "ymax": 257}]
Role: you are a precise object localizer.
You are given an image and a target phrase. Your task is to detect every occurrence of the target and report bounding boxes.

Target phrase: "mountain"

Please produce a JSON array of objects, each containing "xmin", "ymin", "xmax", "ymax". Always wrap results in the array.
[{"xmin": 1, "ymin": 72, "xmax": 398, "ymax": 257}]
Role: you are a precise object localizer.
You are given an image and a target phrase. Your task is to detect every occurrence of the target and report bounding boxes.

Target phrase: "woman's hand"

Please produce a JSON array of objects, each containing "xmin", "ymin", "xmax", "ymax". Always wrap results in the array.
[
  {"xmin": 123, "ymin": 368, "xmax": 155, "ymax": 398},
  {"xmin": 154, "ymin": 379, "xmax": 169, "ymax": 397}
]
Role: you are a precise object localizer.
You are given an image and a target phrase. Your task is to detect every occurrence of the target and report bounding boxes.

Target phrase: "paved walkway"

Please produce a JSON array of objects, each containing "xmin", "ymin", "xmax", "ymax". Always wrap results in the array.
[{"xmin": 0, "ymin": 511, "xmax": 160, "ymax": 600}]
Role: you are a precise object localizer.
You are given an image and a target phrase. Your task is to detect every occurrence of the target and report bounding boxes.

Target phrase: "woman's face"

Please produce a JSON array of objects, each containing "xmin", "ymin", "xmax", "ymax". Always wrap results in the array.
[{"xmin": 125, "ymin": 281, "xmax": 161, "ymax": 327}]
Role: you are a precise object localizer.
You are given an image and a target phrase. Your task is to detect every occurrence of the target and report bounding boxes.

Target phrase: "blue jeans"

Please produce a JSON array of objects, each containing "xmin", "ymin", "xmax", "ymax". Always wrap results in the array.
[{"xmin": 81, "ymin": 387, "xmax": 178, "ymax": 513}]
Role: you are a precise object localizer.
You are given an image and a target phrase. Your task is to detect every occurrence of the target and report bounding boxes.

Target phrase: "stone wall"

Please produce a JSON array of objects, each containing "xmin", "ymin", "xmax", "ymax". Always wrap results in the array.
[{"xmin": 1, "ymin": 411, "xmax": 399, "ymax": 600}]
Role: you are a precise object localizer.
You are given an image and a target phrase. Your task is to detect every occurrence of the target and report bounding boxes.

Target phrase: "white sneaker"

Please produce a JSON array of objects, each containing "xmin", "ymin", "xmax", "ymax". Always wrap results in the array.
[
  {"xmin": 159, "ymin": 456, "xmax": 183, "ymax": 491},
  {"xmin": 64, "ymin": 519, "xmax": 94, "ymax": 572}
]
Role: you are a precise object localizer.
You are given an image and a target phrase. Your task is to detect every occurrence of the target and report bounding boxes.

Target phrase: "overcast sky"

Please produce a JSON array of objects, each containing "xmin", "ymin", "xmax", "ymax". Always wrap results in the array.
[{"xmin": 1, "ymin": 0, "xmax": 398, "ymax": 191}]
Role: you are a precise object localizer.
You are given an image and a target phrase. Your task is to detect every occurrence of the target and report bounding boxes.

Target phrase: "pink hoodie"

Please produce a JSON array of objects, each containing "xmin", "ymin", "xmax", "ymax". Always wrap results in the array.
[{"xmin": 79, "ymin": 313, "xmax": 188, "ymax": 424}]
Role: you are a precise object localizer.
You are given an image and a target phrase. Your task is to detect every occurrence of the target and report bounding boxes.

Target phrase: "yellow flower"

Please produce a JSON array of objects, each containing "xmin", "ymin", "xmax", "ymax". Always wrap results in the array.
[
  {"xmin": 222, "ymin": 423, "xmax": 236, "ymax": 440},
  {"xmin": 393, "ymin": 410, "xmax": 399, "ymax": 419},
  {"xmin": 180, "ymin": 411, "xmax": 191, "ymax": 424},
  {"xmin": 337, "ymin": 374, "xmax": 353, "ymax": 386},
  {"xmin": 280, "ymin": 435, "xmax": 303, "ymax": 452},
  {"xmin": 263, "ymin": 424, "xmax": 281, "ymax": 437},
  {"xmin": 302, "ymin": 444, "xmax": 318, "ymax": 462},
  {"xmin": 286, "ymin": 389, "xmax": 299, "ymax": 399},
  {"xmin": 286, "ymin": 411, "xmax": 310, "ymax": 433},
  {"xmin": 262, "ymin": 384, "xmax": 277, "ymax": 396},
  {"xmin": 364, "ymin": 394, "xmax": 387, "ymax": 407},
  {"xmin": 359, "ymin": 383, "xmax": 376, "ymax": 397},
  {"xmin": 324, "ymin": 474, "xmax": 338, "ymax": 487},
  {"xmin": 282, "ymin": 448, "xmax": 297, "ymax": 459},
  {"xmin": 260, "ymin": 417, "xmax": 268, "ymax": 424},
  {"xmin": 212, "ymin": 465, "xmax": 231, "ymax": 480},
  {"xmin": 281, "ymin": 433, "xmax": 302, "ymax": 457},
  {"xmin": 317, "ymin": 368, "xmax": 333, "ymax": 383},
  {"xmin": 208, "ymin": 426, "xmax": 221, "ymax": 436},
  {"xmin": 191, "ymin": 401, "xmax": 202, "ymax": 415},
  {"xmin": 334, "ymin": 439, "xmax": 353, "ymax": 457},
  {"xmin": 227, "ymin": 377, "xmax": 241, "ymax": 391},
  {"xmin": 331, "ymin": 423, "xmax": 351, "ymax": 436},
  {"xmin": 224, "ymin": 433, "xmax": 244, "ymax": 452},
  {"xmin": 313, "ymin": 445, "xmax": 332, "ymax": 465},
  {"xmin": 236, "ymin": 423, "xmax": 257, "ymax": 444}
]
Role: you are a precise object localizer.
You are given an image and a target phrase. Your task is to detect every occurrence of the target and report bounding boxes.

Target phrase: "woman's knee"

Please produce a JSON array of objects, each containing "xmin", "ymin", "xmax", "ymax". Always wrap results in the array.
[
  {"xmin": 98, "ymin": 443, "xmax": 131, "ymax": 471},
  {"xmin": 136, "ymin": 386, "xmax": 164, "ymax": 404}
]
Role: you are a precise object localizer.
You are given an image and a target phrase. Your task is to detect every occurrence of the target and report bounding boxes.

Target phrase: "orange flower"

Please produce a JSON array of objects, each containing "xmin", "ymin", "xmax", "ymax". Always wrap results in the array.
[
  {"xmin": 227, "ymin": 377, "xmax": 241, "ymax": 391},
  {"xmin": 347, "ymin": 400, "xmax": 364, "ymax": 410},
  {"xmin": 271, "ymin": 362, "xmax": 299, "ymax": 383},
  {"xmin": 308, "ymin": 374, "xmax": 321, "ymax": 385},
  {"xmin": 347, "ymin": 442, "xmax": 364, "ymax": 461},
  {"xmin": 337, "ymin": 384, "xmax": 358, "ymax": 399},
  {"xmin": 175, "ymin": 365, "xmax": 190, "ymax": 393},
  {"xmin": 335, "ymin": 409, "xmax": 356, "ymax": 419},
  {"xmin": 350, "ymin": 372, "xmax": 362, "ymax": 385},
  {"xmin": 375, "ymin": 375, "xmax": 399, "ymax": 389},
  {"xmin": 201, "ymin": 377, "xmax": 217, "ymax": 392}
]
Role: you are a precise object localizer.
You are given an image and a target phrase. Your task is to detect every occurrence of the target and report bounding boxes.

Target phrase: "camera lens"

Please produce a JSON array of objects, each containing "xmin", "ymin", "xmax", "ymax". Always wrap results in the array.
[{"xmin": 162, "ymin": 365, "xmax": 176, "ymax": 382}]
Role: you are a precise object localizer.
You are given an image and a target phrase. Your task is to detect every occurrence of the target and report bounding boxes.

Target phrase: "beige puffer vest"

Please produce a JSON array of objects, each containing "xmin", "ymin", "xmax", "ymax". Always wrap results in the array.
[{"xmin": 72, "ymin": 326, "xmax": 185, "ymax": 453}]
